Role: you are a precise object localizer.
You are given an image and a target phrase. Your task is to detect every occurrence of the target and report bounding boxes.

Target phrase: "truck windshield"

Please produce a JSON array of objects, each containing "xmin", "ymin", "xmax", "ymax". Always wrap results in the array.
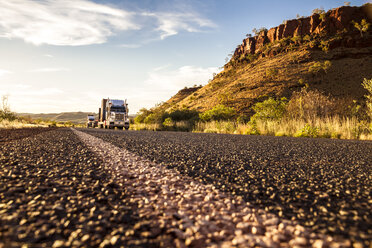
[
  {"xmin": 110, "ymin": 106, "xmax": 126, "ymax": 112},
  {"xmin": 88, "ymin": 116, "xmax": 94, "ymax": 120}
]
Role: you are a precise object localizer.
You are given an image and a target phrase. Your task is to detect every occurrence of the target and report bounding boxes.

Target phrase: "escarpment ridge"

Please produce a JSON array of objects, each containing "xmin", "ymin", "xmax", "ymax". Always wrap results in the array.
[{"xmin": 233, "ymin": 4, "xmax": 372, "ymax": 58}]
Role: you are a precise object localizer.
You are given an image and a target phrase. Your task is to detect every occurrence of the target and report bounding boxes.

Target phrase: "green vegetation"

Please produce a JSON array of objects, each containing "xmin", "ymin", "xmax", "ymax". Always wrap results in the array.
[
  {"xmin": 312, "ymin": 8, "xmax": 326, "ymax": 21},
  {"xmin": 362, "ymin": 78, "xmax": 372, "ymax": 119},
  {"xmin": 250, "ymin": 97, "xmax": 287, "ymax": 122},
  {"xmin": 0, "ymin": 95, "xmax": 83, "ymax": 129},
  {"xmin": 0, "ymin": 96, "xmax": 17, "ymax": 121},
  {"xmin": 308, "ymin": 61, "xmax": 331, "ymax": 74},
  {"xmin": 199, "ymin": 105, "xmax": 236, "ymax": 122},
  {"xmin": 352, "ymin": 19, "xmax": 370, "ymax": 37},
  {"xmin": 135, "ymin": 79, "xmax": 372, "ymax": 140}
]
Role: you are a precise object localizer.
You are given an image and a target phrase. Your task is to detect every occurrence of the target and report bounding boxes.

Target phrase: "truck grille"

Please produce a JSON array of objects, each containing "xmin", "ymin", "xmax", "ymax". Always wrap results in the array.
[{"xmin": 115, "ymin": 113, "xmax": 124, "ymax": 120}]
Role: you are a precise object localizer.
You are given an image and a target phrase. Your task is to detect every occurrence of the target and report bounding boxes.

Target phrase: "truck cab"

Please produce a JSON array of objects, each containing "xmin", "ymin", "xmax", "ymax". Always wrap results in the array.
[
  {"xmin": 86, "ymin": 115, "xmax": 97, "ymax": 128},
  {"xmin": 98, "ymin": 98, "xmax": 130, "ymax": 130}
]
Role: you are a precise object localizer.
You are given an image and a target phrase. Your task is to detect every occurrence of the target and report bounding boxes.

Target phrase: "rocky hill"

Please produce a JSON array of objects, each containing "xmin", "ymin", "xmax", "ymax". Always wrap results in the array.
[{"xmin": 159, "ymin": 3, "xmax": 372, "ymax": 115}]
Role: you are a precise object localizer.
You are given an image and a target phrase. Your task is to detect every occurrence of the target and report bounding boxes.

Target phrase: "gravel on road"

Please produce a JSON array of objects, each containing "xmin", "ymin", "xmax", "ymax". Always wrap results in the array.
[
  {"xmin": 0, "ymin": 128, "xmax": 163, "ymax": 247},
  {"xmin": 74, "ymin": 128, "xmax": 343, "ymax": 248},
  {"xmin": 82, "ymin": 128, "xmax": 372, "ymax": 247}
]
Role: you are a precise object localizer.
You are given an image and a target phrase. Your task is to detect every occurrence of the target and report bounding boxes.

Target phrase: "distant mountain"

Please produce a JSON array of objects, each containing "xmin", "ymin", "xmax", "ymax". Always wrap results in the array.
[{"xmin": 17, "ymin": 112, "xmax": 97, "ymax": 124}]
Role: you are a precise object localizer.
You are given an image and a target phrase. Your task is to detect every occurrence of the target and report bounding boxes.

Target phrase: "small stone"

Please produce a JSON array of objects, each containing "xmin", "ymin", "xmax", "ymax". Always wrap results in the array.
[
  {"xmin": 52, "ymin": 240, "xmax": 64, "ymax": 248},
  {"xmin": 312, "ymin": 240, "xmax": 325, "ymax": 248},
  {"xmin": 263, "ymin": 217, "xmax": 279, "ymax": 226}
]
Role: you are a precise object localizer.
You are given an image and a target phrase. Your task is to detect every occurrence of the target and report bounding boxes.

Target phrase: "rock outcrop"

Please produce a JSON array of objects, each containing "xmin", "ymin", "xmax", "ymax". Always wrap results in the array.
[{"xmin": 233, "ymin": 4, "xmax": 372, "ymax": 58}]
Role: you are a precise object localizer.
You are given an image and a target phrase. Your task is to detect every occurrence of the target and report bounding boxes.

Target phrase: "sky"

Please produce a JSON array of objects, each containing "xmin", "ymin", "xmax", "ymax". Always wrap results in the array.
[{"xmin": 0, "ymin": 0, "xmax": 369, "ymax": 114}]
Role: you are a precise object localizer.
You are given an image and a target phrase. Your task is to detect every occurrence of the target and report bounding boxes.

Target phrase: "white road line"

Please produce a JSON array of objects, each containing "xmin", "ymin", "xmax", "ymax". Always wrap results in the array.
[{"xmin": 72, "ymin": 128, "xmax": 347, "ymax": 248}]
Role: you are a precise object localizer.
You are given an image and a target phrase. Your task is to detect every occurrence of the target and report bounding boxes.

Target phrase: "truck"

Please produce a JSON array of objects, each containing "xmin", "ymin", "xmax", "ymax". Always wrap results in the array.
[
  {"xmin": 86, "ymin": 114, "xmax": 98, "ymax": 128},
  {"xmin": 98, "ymin": 98, "xmax": 130, "ymax": 130}
]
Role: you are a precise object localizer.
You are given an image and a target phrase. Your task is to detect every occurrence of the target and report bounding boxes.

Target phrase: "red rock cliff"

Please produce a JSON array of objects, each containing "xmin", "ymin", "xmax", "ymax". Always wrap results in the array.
[{"xmin": 233, "ymin": 4, "xmax": 372, "ymax": 58}]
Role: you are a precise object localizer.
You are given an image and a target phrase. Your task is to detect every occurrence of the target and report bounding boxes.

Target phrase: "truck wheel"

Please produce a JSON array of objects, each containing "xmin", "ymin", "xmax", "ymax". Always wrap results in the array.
[
  {"xmin": 125, "ymin": 127, "xmax": 129, "ymax": 130},
  {"xmin": 86, "ymin": 124, "xmax": 89, "ymax": 128},
  {"xmin": 118, "ymin": 127, "xmax": 123, "ymax": 130}
]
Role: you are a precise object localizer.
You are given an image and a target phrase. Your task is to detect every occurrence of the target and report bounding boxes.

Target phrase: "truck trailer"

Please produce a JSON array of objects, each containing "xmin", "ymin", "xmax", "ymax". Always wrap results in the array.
[{"xmin": 98, "ymin": 98, "xmax": 130, "ymax": 130}]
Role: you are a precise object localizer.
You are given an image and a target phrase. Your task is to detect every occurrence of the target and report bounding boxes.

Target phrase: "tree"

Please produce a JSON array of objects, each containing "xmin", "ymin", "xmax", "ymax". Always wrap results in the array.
[
  {"xmin": 252, "ymin": 27, "xmax": 267, "ymax": 36},
  {"xmin": 250, "ymin": 98, "xmax": 287, "ymax": 122},
  {"xmin": 0, "ymin": 95, "xmax": 16, "ymax": 121},
  {"xmin": 352, "ymin": 19, "xmax": 370, "ymax": 37}
]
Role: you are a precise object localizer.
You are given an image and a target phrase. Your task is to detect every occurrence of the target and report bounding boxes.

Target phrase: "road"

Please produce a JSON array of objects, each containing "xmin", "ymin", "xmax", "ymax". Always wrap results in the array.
[{"xmin": 0, "ymin": 127, "xmax": 371, "ymax": 247}]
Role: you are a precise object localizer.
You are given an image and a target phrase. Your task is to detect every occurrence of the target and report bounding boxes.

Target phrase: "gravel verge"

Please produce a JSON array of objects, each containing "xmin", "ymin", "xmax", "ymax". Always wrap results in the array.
[
  {"xmin": 0, "ymin": 129, "xmax": 160, "ymax": 247},
  {"xmin": 81, "ymin": 128, "xmax": 371, "ymax": 247},
  {"xmin": 74, "ymin": 128, "xmax": 352, "ymax": 247}
]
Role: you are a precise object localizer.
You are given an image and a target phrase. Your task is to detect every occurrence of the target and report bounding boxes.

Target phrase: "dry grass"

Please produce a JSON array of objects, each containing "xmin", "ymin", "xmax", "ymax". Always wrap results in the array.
[
  {"xmin": 130, "ymin": 123, "xmax": 162, "ymax": 131},
  {"xmin": 194, "ymin": 117, "xmax": 372, "ymax": 140},
  {"xmin": 163, "ymin": 46, "xmax": 372, "ymax": 115},
  {"xmin": 0, "ymin": 119, "xmax": 47, "ymax": 129}
]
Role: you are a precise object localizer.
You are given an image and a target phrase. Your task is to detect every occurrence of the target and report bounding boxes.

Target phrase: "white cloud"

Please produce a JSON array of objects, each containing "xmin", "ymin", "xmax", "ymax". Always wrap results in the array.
[
  {"xmin": 44, "ymin": 54, "xmax": 53, "ymax": 58},
  {"xmin": 0, "ymin": 69, "xmax": 12, "ymax": 77},
  {"xmin": 0, "ymin": 0, "xmax": 216, "ymax": 46},
  {"xmin": 29, "ymin": 67, "xmax": 70, "ymax": 73},
  {"xmin": 119, "ymin": 43, "xmax": 141, "ymax": 49},
  {"xmin": 133, "ymin": 65, "xmax": 220, "ymax": 109},
  {"xmin": 143, "ymin": 12, "xmax": 216, "ymax": 39},
  {"xmin": 0, "ymin": 0, "xmax": 140, "ymax": 46},
  {"xmin": 145, "ymin": 65, "xmax": 218, "ymax": 90}
]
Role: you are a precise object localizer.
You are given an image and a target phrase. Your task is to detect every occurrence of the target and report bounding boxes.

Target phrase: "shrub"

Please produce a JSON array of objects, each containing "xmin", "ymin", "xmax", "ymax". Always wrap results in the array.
[
  {"xmin": 168, "ymin": 109, "xmax": 200, "ymax": 122},
  {"xmin": 162, "ymin": 117, "xmax": 173, "ymax": 127},
  {"xmin": 312, "ymin": 8, "xmax": 325, "ymax": 15},
  {"xmin": 319, "ymin": 40, "xmax": 329, "ymax": 52},
  {"xmin": 199, "ymin": 105, "xmax": 237, "ymax": 121},
  {"xmin": 134, "ymin": 108, "xmax": 152, "ymax": 123},
  {"xmin": 362, "ymin": 78, "xmax": 372, "ymax": 120},
  {"xmin": 295, "ymin": 124, "xmax": 319, "ymax": 138},
  {"xmin": 287, "ymin": 88, "xmax": 335, "ymax": 120},
  {"xmin": 352, "ymin": 19, "xmax": 370, "ymax": 37},
  {"xmin": 251, "ymin": 97, "xmax": 287, "ymax": 122},
  {"xmin": 144, "ymin": 111, "xmax": 166, "ymax": 124},
  {"xmin": 252, "ymin": 27, "xmax": 268, "ymax": 36},
  {"xmin": 0, "ymin": 96, "xmax": 17, "ymax": 121},
  {"xmin": 308, "ymin": 61, "xmax": 331, "ymax": 74}
]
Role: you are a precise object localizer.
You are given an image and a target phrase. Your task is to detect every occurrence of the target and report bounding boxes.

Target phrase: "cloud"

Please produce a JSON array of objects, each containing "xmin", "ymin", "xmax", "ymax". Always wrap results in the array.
[
  {"xmin": 136, "ymin": 65, "xmax": 219, "ymax": 108},
  {"xmin": 0, "ymin": 69, "xmax": 12, "ymax": 77},
  {"xmin": 119, "ymin": 43, "xmax": 141, "ymax": 49},
  {"xmin": 0, "ymin": 0, "xmax": 140, "ymax": 46},
  {"xmin": 44, "ymin": 54, "xmax": 53, "ymax": 58},
  {"xmin": 28, "ymin": 67, "xmax": 70, "ymax": 73},
  {"xmin": 143, "ymin": 12, "xmax": 216, "ymax": 39},
  {"xmin": 0, "ymin": 0, "xmax": 216, "ymax": 46}
]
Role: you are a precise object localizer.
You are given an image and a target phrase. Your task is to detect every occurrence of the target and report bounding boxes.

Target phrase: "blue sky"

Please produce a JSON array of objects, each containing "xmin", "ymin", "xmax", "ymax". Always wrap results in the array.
[{"xmin": 0, "ymin": 0, "xmax": 369, "ymax": 114}]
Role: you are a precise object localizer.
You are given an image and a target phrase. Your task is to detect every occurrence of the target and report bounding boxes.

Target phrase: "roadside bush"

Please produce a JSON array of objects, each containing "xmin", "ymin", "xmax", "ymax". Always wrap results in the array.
[
  {"xmin": 295, "ymin": 124, "xmax": 319, "ymax": 138},
  {"xmin": 287, "ymin": 88, "xmax": 335, "ymax": 120},
  {"xmin": 362, "ymin": 78, "xmax": 372, "ymax": 120},
  {"xmin": 134, "ymin": 108, "xmax": 152, "ymax": 123},
  {"xmin": 168, "ymin": 109, "xmax": 200, "ymax": 122},
  {"xmin": 199, "ymin": 105, "xmax": 237, "ymax": 122},
  {"xmin": 250, "ymin": 97, "xmax": 287, "ymax": 122}
]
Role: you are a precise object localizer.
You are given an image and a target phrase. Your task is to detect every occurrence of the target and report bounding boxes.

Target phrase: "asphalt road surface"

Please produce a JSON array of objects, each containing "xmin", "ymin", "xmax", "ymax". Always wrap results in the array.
[{"xmin": 0, "ymin": 127, "xmax": 371, "ymax": 247}]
